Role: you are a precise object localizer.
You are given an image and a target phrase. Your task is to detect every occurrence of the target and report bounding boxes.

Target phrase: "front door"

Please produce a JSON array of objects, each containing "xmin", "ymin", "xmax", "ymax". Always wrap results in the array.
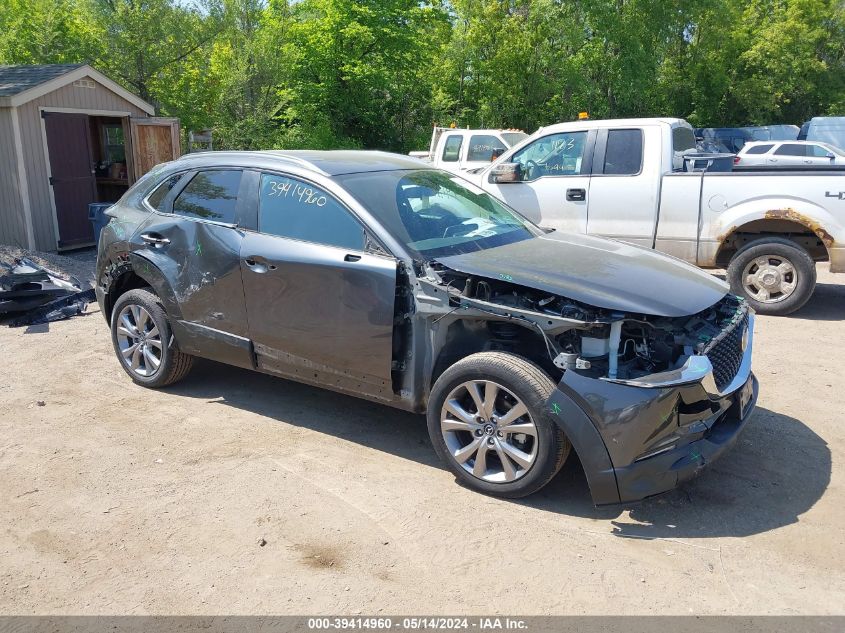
[
  {"xmin": 43, "ymin": 112, "xmax": 97, "ymax": 247},
  {"xmin": 240, "ymin": 172, "xmax": 397, "ymax": 399},
  {"xmin": 482, "ymin": 129, "xmax": 595, "ymax": 233}
]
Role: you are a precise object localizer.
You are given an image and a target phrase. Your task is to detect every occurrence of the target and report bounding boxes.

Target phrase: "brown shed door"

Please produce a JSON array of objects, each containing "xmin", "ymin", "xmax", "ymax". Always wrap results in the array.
[
  {"xmin": 128, "ymin": 117, "xmax": 181, "ymax": 181},
  {"xmin": 43, "ymin": 112, "xmax": 97, "ymax": 247}
]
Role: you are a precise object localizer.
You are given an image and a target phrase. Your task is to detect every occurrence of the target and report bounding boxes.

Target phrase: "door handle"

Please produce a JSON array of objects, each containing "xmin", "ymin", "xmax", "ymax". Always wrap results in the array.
[
  {"xmin": 566, "ymin": 188, "xmax": 586, "ymax": 202},
  {"xmin": 244, "ymin": 257, "xmax": 276, "ymax": 273},
  {"xmin": 140, "ymin": 233, "xmax": 170, "ymax": 247},
  {"xmin": 344, "ymin": 254, "xmax": 362, "ymax": 262}
]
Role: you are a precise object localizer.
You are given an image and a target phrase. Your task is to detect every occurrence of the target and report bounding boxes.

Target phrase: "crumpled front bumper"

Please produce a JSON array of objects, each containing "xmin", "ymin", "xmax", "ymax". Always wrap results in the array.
[{"xmin": 547, "ymin": 314, "xmax": 758, "ymax": 505}]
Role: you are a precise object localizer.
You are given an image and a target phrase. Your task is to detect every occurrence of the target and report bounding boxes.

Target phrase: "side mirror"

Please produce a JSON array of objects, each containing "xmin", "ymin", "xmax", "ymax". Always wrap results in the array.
[
  {"xmin": 488, "ymin": 162, "xmax": 522, "ymax": 183},
  {"xmin": 491, "ymin": 147, "xmax": 506, "ymax": 161},
  {"xmin": 826, "ymin": 152, "xmax": 836, "ymax": 160}
]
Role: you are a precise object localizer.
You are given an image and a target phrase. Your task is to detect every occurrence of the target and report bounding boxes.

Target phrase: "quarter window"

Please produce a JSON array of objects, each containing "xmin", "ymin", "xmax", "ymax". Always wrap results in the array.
[
  {"xmin": 466, "ymin": 135, "xmax": 507, "ymax": 162},
  {"xmin": 671, "ymin": 126, "xmax": 696, "ymax": 171},
  {"xmin": 603, "ymin": 129, "xmax": 643, "ymax": 175},
  {"xmin": 510, "ymin": 131, "xmax": 588, "ymax": 180},
  {"xmin": 259, "ymin": 173, "xmax": 364, "ymax": 251},
  {"xmin": 172, "ymin": 170, "xmax": 242, "ymax": 223},
  {"xmin": 146, "ymin": 174, "xmax": 183, "ymax": 212},
  {"xmin": 744, "ymin": 144, "xmax": 773, "ymax": 155},
  {"xmin": 442, "ymin": 135, "xmax": 463, "ymax": 162}
]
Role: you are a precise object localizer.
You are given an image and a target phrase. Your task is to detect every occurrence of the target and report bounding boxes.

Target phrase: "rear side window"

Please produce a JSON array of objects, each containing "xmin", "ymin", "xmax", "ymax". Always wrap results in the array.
[
  {"xmin": 671, "ymin": 127, "xmax": 696, "ymax": 171},
  {"xmin": 146, "ymin": 174, "xmax": 183, "ymax": 211},
  {"xmin": 259, "ymin": 173, "xmax": 364, "ymax": 251},
  {"xmin": 774, "ymin": 144, "xmax": 807, "ymax": 156},
  {"xmin": 603, "ymin": 129, "xmax": 643, "ymax": 175},
  {"xmin": 672, "ymin": 127, "xmax": 696, "ymax": 153},
  {"xmin": 467, "ymin": 135, "xmax": 506, "ymax": 162},
  {"xmin": 744, "ymin": 144, "xmax": 773, "ymax": 155},
  {"xmin": 172, "ymin": 170, "xmax": 242, "ymax": 223},
  {"xmin": 442, "ymin": 135, "xmax": 463, "ymax": 162}
]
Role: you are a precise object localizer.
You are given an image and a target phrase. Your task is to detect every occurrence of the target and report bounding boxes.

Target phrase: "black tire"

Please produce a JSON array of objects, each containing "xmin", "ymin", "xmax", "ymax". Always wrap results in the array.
[
  {"xmin": 727, "ymin": 237, "xmax": 816, "ymax": 316},
  {"xmin": 110, "ymin": 288, "xmax": 194, "ymax": 388},
  {"xmin": 427, "ymin": 352, "xmax": 570, "ymax": 498}
]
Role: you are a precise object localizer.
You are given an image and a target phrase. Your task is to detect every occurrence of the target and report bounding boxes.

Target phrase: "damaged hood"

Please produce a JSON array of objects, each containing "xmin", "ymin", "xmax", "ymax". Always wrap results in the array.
[{"xmin": 435, "ymin": 232, "xmax": 728, "ymax": 317}]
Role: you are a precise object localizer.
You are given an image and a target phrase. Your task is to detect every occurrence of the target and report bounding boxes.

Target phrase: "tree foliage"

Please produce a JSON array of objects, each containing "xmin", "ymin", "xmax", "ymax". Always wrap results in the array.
[{"xmin": 1, "ymin": 0, "xmax": 844, "ymax": 151}]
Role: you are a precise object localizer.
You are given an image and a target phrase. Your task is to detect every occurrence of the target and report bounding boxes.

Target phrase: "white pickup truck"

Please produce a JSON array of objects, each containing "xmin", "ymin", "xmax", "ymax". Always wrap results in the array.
[
  {"xmin": 410, "ymin": 127, "xmax": 528, "ymax": 174},
  {"xmin": 473, "ymin": 117, "xmax": 845, "ymax": 315}
]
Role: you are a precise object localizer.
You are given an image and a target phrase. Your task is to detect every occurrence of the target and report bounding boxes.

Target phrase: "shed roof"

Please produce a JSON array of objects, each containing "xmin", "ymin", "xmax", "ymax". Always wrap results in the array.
[
  {"xmin": 0, "ymin": 63, "xmax": 155, "ymax": 114},
  {"xmin": 0, "ymin": 64, "xmax": 85, "ymax": 97}
]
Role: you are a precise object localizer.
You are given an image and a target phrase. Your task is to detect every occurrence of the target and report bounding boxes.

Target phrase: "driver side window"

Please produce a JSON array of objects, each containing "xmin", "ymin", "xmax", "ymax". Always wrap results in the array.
[{"xmin": 510, "ymin": 131, "xmax": 588, "ymax": 181}]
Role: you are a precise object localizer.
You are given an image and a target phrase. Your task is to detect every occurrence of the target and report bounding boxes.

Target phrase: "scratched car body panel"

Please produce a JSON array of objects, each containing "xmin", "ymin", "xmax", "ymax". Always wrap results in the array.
[{"xmin": 96, "ymin": 150, "xmax": 758, "ymax": 504}]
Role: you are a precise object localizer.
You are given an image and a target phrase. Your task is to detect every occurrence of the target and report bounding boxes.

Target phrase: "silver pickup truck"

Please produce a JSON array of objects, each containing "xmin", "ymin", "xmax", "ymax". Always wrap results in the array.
[{"xmin": 473, "ymin": 117, "xmax": 845, "ymax": 315}]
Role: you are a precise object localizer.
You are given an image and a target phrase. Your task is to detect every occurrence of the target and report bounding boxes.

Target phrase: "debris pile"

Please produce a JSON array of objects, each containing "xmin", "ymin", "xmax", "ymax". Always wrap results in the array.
[{"xmin": 0, "ymin": 258, "xmax": 95, "ymax": 327}]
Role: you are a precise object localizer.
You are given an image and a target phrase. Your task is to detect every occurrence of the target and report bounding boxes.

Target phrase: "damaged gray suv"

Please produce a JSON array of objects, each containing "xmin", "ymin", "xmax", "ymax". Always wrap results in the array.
[{"xmin": 96, "ymin": 150, "xmax": 758, "ymax": 503}]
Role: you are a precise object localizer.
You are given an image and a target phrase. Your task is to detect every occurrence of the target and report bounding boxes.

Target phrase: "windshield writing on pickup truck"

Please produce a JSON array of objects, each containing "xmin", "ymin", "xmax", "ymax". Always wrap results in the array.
[{"xmin": 511, "ymin": 131, "xmax": 587, "ymax": 180}]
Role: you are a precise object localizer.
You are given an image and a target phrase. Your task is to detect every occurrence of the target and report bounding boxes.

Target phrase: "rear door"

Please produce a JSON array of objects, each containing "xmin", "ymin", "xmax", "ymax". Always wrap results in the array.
[
  {"xmin": 483, "ymin": 129, "xmax": 595, "ymax": 232},
  {"xmin": 767, "ymin": 143, "xmax": 810, "ymax": 166},
  {"xmin": 585, "ymin": 126, "xmax": 660, "ymax": 247},
  {"xmin": 43, "ymin": 112, "xmax": 97, "ymax": 247},
  {"xmin": 239, "ymin": 172, "xmax": 397, "ymax": 399},
  {"xmin": 131, "ymin": 168, "xmax": 252, "ymax": 366}
]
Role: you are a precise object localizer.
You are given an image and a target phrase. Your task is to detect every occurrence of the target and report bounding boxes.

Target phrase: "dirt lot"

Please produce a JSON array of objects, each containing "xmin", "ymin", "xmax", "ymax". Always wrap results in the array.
[{"xmin": 1, "ymin": 256, "xmax": 843, "ymax": 615}]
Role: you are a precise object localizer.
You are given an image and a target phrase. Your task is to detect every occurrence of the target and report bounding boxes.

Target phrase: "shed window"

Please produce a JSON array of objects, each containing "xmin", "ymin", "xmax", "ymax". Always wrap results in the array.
[{"xmin": 103, "ymin": 124, "xmax": 126, "ymax": 164}]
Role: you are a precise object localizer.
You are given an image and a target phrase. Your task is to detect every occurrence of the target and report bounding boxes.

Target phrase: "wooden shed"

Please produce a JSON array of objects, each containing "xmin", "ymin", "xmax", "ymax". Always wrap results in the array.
[{"xmin": 0, "ymin": 64, "xmax": 181, "ymax": 251}]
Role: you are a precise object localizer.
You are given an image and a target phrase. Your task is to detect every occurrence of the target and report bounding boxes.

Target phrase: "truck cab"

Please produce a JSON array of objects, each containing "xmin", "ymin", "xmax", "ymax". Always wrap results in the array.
[
  {"xmin": 478, "ymin": 118, "xmax": 696, "ymax": 247},
  {"xmin": 411, "ymin": 127, "xmax": 528, "ymax": 174},
  {"xmin": 476, "ymin": 117, "xmax": 845, "ymax": 315}
]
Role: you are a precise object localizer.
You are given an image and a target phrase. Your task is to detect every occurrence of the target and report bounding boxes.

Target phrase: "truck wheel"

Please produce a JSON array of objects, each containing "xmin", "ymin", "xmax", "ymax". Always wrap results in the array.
[
  {"xmin": 427, "ymin": 352, "xmax": 570, "ymax": 498},
  {"xmin": 727, "ymin": 237, "xmax": 816, "ymax": 316},
  {"xmin": 111, "ymin": 288, "xmax": 194, "ymax": 388}
]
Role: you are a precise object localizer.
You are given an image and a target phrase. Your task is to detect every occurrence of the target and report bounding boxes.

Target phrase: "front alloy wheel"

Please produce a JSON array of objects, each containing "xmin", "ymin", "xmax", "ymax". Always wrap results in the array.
[
  {"xmin": 427, "ymin": 352, "xmax": 570, "ymax": 498},
  {"xmin": 440, "ymin": 380, "xmax": 538, "ymax": 483}
]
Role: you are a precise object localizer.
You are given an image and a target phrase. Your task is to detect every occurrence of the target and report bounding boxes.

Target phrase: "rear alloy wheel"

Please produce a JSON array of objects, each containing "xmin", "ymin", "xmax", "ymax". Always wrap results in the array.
[
  {"xmin": 110, "ymin": 288, "xmax": 194, "ymax": 388},
  {"xmin": 427, "ymin": 352, "xmax": 569, "ymax": 498},
  {"xmin": 727, "ymin": 237, "xmax": 816, "ymax": 316},
  {"xmin": 115, "ymin": 304, "xmax": 162, "ymax": 378}
]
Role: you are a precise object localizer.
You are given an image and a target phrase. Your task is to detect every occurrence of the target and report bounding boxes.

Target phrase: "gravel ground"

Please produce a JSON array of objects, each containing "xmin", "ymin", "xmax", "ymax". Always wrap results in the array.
[{"xmin": 0, "ymin": 255, "xmax": 843, "ymax": 615}]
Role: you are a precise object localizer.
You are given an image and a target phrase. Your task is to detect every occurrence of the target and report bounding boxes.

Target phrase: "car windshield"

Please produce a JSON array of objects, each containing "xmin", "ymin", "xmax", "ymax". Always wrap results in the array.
[
  {"xmin": 336, "ymin": 169, "xmax": 541, "ymax": 259},
  {"xmin": 821, "ymin": 143, "xmax": 845, "ymax": 157}
]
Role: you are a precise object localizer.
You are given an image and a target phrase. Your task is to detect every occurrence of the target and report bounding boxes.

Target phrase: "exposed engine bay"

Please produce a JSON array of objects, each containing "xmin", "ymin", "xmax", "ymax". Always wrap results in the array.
[{"xmin": 429, "ymin": 264, "xmax": 747, "ymax": 383}]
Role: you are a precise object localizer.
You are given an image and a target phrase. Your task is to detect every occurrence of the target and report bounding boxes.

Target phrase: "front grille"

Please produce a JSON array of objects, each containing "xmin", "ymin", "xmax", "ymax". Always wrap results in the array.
[{"xmin": 702, "ymin": 307, "xmax": 749, "ymax": 391}]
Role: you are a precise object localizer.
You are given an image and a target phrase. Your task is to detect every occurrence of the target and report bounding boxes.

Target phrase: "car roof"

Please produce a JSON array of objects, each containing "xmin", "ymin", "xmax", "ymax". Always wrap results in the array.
[
  {"xmin": 743, "ymin": 140, "xmax": 824, "ymax": 147},
  {"xmin": 173, "ymin": 150, "xmax": 433, "ymax": 177},
  {"xmin": 538, "ymin": 117, "xmax": 688, "ymax": 134}
]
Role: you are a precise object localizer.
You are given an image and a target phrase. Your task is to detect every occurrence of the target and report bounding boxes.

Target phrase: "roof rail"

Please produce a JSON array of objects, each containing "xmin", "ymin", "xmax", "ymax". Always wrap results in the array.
[{"xmin": 177, "ymin": 150, "xmax": 328, "ymax": 175}]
